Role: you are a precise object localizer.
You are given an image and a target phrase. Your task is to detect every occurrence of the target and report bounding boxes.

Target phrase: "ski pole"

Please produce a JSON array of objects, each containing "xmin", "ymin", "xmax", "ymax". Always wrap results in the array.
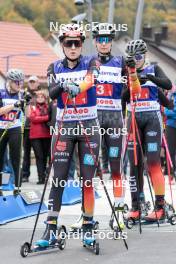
[
  {"xmin": 29, "ymin": 95, "xmax": 69, "ymax": 249},
  {"xmin": 128, "ymin": 71, "xmax": 142, "ymax": 234},
  {"xmin": 134, "ymin": 118, "xmax": 160, "ymax": 228},
  {"xmin": 72, "ymin": 102, "xmax": 128, "ymax": 250},
  {"xmin": 162, "ymin": 133, "xmax": 174, "ymax": 207}
]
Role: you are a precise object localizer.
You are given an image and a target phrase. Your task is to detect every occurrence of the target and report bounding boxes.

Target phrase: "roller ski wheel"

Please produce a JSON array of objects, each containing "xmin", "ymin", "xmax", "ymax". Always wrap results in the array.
[
  {"xmin": 126, "ymin": 218, "xmax": 135, "ymax": 229},
  {"xmin": 93, "ymin": 241, "xmax": 100, "ymax": 255},
  {"xmin": 20, "ymin": 242, "xmax": 30, "ymax": 258},
  {"xmin": 146, "ymin": 201, "xmax": 151, "ymax": 211},
  {"xmin": 165, "ymin": 204, "xmax": 175, "ymax": 214},
  {"xmin": 82, "ymin": 221, "xmax": 99, "ymax": 255},
  {"xmin": 83, "ymin": 238, "xmax": 99, "ymax": 255},
  {"xmin": 109, "ymin": 218, "xmax": 114, "ymax": 230},
  {"xmin": 113, "ymin": 227, "xmax": 121, "ymax": 240},
  {"xmin": 57, "ymin": 225, "xmax": 67, "ymax": 250},
  {"xmin": 93, "ymin": 221, "xmax": 99, "ymax": 234},
  {"xmin": 123, "ymin": 204, "xmax": 129, "ymax": 214},
  {"xmin": 169, "ymin": 214, "xmax": 176, "ymax": 225}
]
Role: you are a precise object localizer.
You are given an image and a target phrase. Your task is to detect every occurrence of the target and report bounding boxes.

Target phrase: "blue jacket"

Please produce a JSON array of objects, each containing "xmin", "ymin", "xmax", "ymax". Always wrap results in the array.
[{"xmin": 164, "ymin": 92, "xmax": 176, "ymax": 128}]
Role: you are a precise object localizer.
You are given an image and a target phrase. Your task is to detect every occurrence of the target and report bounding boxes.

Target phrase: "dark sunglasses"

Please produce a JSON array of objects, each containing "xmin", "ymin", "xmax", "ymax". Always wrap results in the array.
[
  {"xmin": 134, "ymin": 54, "xmax": 145, "ymax": 61},
  {"xmin": 96, "ymin": 36, "xmax": 112, "ymax": 43},
  {"xmin": 63, "ymin": 40, "xmax": 82, "ymax": 48}
]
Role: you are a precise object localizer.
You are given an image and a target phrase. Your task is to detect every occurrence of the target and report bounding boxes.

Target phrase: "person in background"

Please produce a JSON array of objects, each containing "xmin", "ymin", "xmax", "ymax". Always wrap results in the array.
[
  {"xmin": 21, "ymin": 75, "xmax": 40, "ymax": 182},
  {"xmin": 164, "ymin": 85, "xmax": 176, "ymax": 184},
  {"xmin": 123, "ymin": 39, "xmax": 172, "ymax": 221},
  {"xmin": 0, "ymin": 69, "xmax": 25, "ymax": 195},
  {"xmin": 29, "ymin": 89, "xmax": 51, "ymax": 184}
]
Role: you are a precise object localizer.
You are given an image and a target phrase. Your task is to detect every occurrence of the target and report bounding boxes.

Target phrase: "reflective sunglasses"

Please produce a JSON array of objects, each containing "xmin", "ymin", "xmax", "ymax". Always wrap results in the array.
[
  {"xmin": 134, "ymin": 54, "xmax": 145, "ymax": 61},
  {"xmin": 96, "ymin": 36, "xmax": 112, "ymax": 43},
  {"xmin": 63, "ymin": 40, "xmax": 82, "ymax": 48}
]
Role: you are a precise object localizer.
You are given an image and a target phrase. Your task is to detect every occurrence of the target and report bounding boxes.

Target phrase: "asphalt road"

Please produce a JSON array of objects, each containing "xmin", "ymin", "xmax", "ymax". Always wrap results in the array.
[
  {"xmin": 0, "ymin": 166, "xmax": 176, "ymax": 263},
  {"xmin": 0, "ymin": 223, "xmax": 176, "ymax": 264}
]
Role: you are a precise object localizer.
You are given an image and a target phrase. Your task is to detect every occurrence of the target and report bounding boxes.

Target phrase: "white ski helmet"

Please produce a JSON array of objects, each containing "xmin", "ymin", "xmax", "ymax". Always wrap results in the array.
[
  {"xmin": 59, "ymin": 24, "xmax": 86, "ymax": 42},
  {"xmin": 92, "ymin": 23, "xmax": 116, "ymax": 39}
]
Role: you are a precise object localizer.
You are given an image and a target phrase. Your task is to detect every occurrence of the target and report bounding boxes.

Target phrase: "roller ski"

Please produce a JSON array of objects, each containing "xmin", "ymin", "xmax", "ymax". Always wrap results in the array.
[
  {"xmin": 70, "ymin": 214, "xmax": 99, "ymax": 234},
  {"xmin": 109, "ymin": 203, "xmax": 127, "ymax": 238},
  {"xmin": 144, "ymin": 202, "xmax": 176, "ymax": 226},
  {"xmin": 125, "ymin": 199, "xmax": 151, "ymax": 229},
  {"xmin": 82, "ymin": 220, "xmax": 99, "ymax": 255},
  {"xmin": 20, "ymin": 217, "xmax": 67, "ymax": 257}
]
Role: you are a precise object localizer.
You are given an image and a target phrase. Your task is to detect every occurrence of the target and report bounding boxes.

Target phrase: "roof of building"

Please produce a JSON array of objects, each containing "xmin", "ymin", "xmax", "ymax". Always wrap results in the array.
[{"xmin": 0, "ymin": 22, "xmax": 58, "ymax": 82}]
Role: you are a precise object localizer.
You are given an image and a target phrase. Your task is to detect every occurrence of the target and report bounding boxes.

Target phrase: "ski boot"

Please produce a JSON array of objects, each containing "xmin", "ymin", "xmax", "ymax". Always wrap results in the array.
[
  {"xmin": 125, "ymin": 206, "xmax": 140, "ymax": 229},
  {"xmin": 70, "ymin": 214, "xmax": 99, "ymax": 234},
  {"xmin": 109, "ymin": 203, "xmax": 126, "ymax": 235},
  {"xmin": 144, "ymin": 199, "xmax": 166, "ymax": 223},
  {"xmin": 34, "ymin": 217, "xmax": 66, "ymax": 251},
  {"xmin": 113, "ymin": 204, "xmax": 126, "ymax": 239},
  {"xmin": 145, "ymin": 201, "xmax": 176, "ymax": 225},
  {"xmin": 70, "ymin": 214, "xmax": 83, "ymax": 233},
  {"xmin": 82, "ymin": 219, "xmax": 99, "ymax": 255}
]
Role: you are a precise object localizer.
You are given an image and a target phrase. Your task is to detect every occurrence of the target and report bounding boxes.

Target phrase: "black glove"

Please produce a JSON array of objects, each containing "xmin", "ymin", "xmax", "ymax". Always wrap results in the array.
[
  {"xmin": 125, "ymin": 55, "xmax": 135, "ymax": 68},
  {"xmin": 61, "ymin": 81, "xmax": 80, "ymax": 98},
  {"xmin": 138, "ymin": 74, "xmax": 148, "ymax": 84},
  {"xmin": 14, "ymin": 100, "xmax": 24, "ymax": 109},
  {"xmin": 24, "ymin": 92, "xmax": 32, "ymax": 103},
  {"xmin": 146, "ymin": 74, "xmax": 154, "ymax": 81}
]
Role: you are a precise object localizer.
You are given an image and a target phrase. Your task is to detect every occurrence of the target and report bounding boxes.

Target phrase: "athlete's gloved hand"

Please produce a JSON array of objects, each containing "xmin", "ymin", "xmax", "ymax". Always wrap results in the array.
[
  {"xmin": 146, "ymin": 74, "xmax": 155, "ymax": 82},
  {"xmin": 138, "ymin": 74, "xmax": 148, "ymax": 84},
  {"xmin": 14, "ymin": 100, "xmax": 24, "ymax": 109},
  {"xmin": 62, "ymin": 81, "xmax": 80, "ymax": 98},
  {"xmin": 24, "ymin": 92, "xmax": 32, "ymax": 103},
  {"xmin": 92, "ymin": 67, "xmax": 99, "ymax": 79},
  {"xmin": 125, "ymin": 55, "xmax": 135, "ymax": 68}
]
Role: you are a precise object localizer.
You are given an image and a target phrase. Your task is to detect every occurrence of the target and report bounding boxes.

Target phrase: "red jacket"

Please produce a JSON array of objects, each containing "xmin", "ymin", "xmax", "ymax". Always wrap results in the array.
[{"xmin": 29, "ymin": 103, "xmax": 51, "ymax": 139}]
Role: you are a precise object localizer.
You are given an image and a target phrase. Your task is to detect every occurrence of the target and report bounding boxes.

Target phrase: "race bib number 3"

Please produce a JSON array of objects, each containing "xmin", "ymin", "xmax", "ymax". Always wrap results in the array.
[{"xmin": 96, "ymin": 84, "xmax": 113, "ymax": 97}]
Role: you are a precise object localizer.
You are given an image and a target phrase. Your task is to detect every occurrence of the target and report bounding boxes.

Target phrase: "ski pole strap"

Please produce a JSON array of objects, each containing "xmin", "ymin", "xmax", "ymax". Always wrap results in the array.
[
  {"xmin": 82, "ymin": 220, "xmax": 94, "ymax": 225},
  {"xmin": 44, "ymin": 220, "xmax": 57, "ymax": 225}
]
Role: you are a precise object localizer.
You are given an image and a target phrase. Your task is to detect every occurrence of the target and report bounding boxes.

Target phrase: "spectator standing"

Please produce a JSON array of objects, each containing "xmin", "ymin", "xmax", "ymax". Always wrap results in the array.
[
  {"xmin": 21, "ymin": 75, "xmax": 40, "ymax": 182},
  {"xmin": 29, "ymin": 89, "xmax": 51, "ymax": 184}
]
